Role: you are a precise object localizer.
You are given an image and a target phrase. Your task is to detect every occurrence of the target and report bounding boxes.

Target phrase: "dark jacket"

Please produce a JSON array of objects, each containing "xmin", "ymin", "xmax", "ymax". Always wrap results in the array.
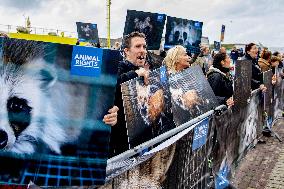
[
  {"xmin": 207, "ymin": 67, "xmax": 233, "ymax": 105},
  {"xmin": 109, "ymin": 60, "xmax": 139, "ymax": 157},
  {"xmin": 230, "ymin": 49, "xmax": 239, "ymax": 60},
  {"xmin": 279, "ymin": 61, "xmax": 283, "ymax": 68},
  {"xmin": 243, "ymin": 54, "xmax": 263, "ymax": 90}
]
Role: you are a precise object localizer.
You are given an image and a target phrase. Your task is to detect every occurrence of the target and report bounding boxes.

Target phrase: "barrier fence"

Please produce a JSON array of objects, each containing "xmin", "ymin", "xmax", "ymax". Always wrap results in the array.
[
  {"xmin": 0, "ymin": 36, "xmax": 283, "ymax": 188},
  {"xmin": 101, "ymin": 72, "xmax": 284, "ymax": 189}
]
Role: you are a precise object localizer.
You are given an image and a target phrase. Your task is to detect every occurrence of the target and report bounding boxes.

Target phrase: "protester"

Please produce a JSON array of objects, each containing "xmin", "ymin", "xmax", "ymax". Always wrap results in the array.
[
  {"xmin": 273, "ymin": 52, "xmax": 284, "ymax": 79},
  {"xmin": 189, "ymin": 53, "xmax": 198, "ymax": 65},
  {"xmin": 230, "ymin": 46, "xmax": 239, "ymax": 64},
  {"xmin": 207, "ymin": 52, "xmax": 234, "ymax": 107},
  {"xmin": 164, "ymin": 45, "xmax": 207, "ymax": 112},
  {"xmin": 279, "ymin": 53, "xmax": 284, "ymax": 78},
  {"xmin": 258, "ymin": 49, "xmax": 272, "ymax": 72},
  {"xmin": 96, "ymin": 42, "xmax": 101, "ymax": 48},
  {"xmin": 271, "ymin": 55, "xmax": 281, "ymax": 72},
  {"xmin": 243, "ymin": 43, "xmax": 266, "ymax": 91},
  {"xmin": 109, "ymin": 31, "xmax": 150, "ymax": 156},
  {"xmin": 103, "ymin": 106, "xmax": 119, "ymax": 126},
  {"xmin": 238, "ymin": 48, "xmax": 244, "ymax": 58},
  {"xmin": 192, "ymin": 46, "xmax": 211, "ymax": 74},
  {"xmin": 220, "ymin": 46, "xmax": 227, "ymax": 54},
  {"xmin": 164, "ymin": 45, "xmax": 191, "ymax": 74},
  {"xmin": 270, "ymin": 55, "xmax": 281, "ymax": 85},
  {"xmin": 211, "ymin": 51, "xmax": 216, "ymax": 59},
  {"xmin": 273, "ymin": 51, "xmax": 283, "ymax": 69},
  {"xmin": 75, "ymin": 39, "xmax": 80, "ymax": 45},
  {"xmin": 112, "ymin": 41, "xmax": 121, "ymax": 50}
]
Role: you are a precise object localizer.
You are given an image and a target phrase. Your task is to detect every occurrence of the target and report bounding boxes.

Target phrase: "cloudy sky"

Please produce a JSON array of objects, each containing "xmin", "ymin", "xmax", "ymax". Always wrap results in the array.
[{"xmin": 0, "ymin": 0, "xmax": 283, "ymax": 47}]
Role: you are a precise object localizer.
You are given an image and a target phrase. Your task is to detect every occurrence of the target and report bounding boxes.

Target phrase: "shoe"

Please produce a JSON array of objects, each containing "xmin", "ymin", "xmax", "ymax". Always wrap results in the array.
[{"xmin": 262, "ymin": 127, "xmax": 272, "ymax": 137}]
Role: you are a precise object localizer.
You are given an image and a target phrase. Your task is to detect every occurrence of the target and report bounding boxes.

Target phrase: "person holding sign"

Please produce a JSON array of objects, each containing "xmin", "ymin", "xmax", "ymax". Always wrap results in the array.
[
  {"xmin": 164, "ymin": 45, "xmax": 191, "ymax": 74},
  {"xmin": 207, "ymin": 52, "xmax": 234, "ymax": 107},
  {"xmin": 243, "ymin": 43, "xmax": 267, "ymax": 92},
  {"xmin": 110, "ymin": 32, "xmax": 150, "ymax": 156},
  {"xmin": 164, "ymin": 45, "xmax": 203, "ymax": 110}
]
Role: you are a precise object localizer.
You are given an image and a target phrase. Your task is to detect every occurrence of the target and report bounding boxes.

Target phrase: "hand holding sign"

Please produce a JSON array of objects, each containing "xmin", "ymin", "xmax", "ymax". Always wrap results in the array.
[{"xmin": 135, "ymin": 67, "xmax": 150, "ymax": 85}]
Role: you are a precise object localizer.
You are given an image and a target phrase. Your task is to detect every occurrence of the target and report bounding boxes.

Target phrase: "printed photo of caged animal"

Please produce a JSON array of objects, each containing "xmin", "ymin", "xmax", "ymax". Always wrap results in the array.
[
  {"xmin": 170, "ymin": 87, "xmax": 202, "ymax": 111},
  {"xmin": 168, "ymin": 21, "xmax": 197, "ymax": 47},
  {"xmin": 135, "ymin": 81, "xmax": 165, "ymax": 125},
  {"xmin": 0, "ymin": 38, "xmax": 80, "ymax": 155},
  {"xmin": 133, "ymin": 16, "xmax": 153, "ymax": 37}
]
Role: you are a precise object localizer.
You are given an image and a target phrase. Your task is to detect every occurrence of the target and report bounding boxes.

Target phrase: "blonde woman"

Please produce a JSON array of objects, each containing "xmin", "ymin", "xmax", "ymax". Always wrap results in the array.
[
  {"xmin": 164, "ymin": 45, "xmax": 191, "ymax": 74},
  {"xmin": 164, "ymin": 45, "xmax": 203, "ymax": 111}
]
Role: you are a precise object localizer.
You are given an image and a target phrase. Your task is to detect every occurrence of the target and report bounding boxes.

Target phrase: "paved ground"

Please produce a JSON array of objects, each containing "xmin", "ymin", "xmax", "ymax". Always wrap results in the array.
[{"xmin": 231, "ymin": 119, "xmax": 284, "ymax": 189}]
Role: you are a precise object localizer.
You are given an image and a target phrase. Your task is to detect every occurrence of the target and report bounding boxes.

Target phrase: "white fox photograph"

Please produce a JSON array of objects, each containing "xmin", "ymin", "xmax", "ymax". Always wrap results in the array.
[{"xmin": 0, "ymin": 37, "xmax": 119, "ymax": 186}]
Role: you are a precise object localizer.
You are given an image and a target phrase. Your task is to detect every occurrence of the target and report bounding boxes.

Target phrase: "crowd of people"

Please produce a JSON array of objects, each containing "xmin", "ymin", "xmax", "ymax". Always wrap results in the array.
[
  {"xmin": 3, "ymin": 30, "xmax": 282, "ymax": 157},
  {"xmin": 108, "ymin": 31, "xmax": 284, "ymax": 157}
]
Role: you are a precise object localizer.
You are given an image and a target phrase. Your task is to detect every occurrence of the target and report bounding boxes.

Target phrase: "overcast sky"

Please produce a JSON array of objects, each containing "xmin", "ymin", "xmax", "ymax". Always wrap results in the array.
[{"xmin": 0, "ymin": 0, "xmax": 283, "ymax": 47}]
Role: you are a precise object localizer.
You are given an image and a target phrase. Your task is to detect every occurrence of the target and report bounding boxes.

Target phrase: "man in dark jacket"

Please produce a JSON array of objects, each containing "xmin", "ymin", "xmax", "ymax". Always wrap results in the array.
[
  {"xmin": 230, "ymin": 46, "xmax": 239, "ymax": 65},
  {"xmin": 109, "ymin": 32, "xmax": 150, "ymax": 157}
]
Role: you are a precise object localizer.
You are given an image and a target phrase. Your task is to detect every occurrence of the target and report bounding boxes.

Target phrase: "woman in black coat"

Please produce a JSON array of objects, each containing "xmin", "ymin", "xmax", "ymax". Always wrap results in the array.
[
  {"xmin": 207, "ymin": 52, "xmax": 234, "ymax": 107},
  {"xmin": 243, "ymin": 43, "xmax": 267, "ymax": 92}
]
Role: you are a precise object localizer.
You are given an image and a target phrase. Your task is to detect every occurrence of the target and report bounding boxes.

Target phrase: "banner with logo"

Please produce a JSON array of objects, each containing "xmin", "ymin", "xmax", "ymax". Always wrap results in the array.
[
  {"xmin": 164, "ymin": 16, "xmax": 203, "ymax": 54},
  {"xmin": 76, "ymin": 22, "xmax": 99, "ymax": 43},
  {"xmin": 123, "ymin": 10, "xmax": 166, "ymax": 50},
  {"xmin": 192, "ymin": 118, "xmax": 209, "ymax": 150},
  {"xmin": 0, "ymin": 38, "xmax": 119, "ymax": 186}
]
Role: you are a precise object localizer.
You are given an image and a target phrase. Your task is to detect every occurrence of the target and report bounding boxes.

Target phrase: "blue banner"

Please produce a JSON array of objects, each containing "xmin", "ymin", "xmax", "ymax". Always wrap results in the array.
[
  {"xmin": 215, "ymin": 163, "xmax": 230, "ymax": 189},
  {"xmin": 71, "ymin": 46, "xmax": 103, "ymax": 77},
  {"xmin": 192, "ymin": 117, "xmax": 209, "ymax": 151},
  {"xmin": 160, "ymin": 65, "xmax": 167, "ymax": 83}
]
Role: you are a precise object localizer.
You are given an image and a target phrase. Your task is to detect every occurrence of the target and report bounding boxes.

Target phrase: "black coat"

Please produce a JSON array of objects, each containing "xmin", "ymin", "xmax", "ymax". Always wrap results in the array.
[
  {"xmin": 207, "ymin": 68, "xmax": 233, "ymax": 105},
  {"xmin": 109, "ymin": 60, "xmax": 139, "ymax": 157},
  {"xmin": 243, "ymin": 54, "xmax": 263, "ymax": 90},
  {"xmin": 230, "ymin": 50, "xmax": 239, "ymax": 60}
]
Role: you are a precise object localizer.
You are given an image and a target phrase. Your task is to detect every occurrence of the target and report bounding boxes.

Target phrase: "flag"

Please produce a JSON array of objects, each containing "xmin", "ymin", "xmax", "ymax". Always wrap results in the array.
[{"xmin": 220, "ymin": 25, "xmax": 225, "ymax": 42}]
